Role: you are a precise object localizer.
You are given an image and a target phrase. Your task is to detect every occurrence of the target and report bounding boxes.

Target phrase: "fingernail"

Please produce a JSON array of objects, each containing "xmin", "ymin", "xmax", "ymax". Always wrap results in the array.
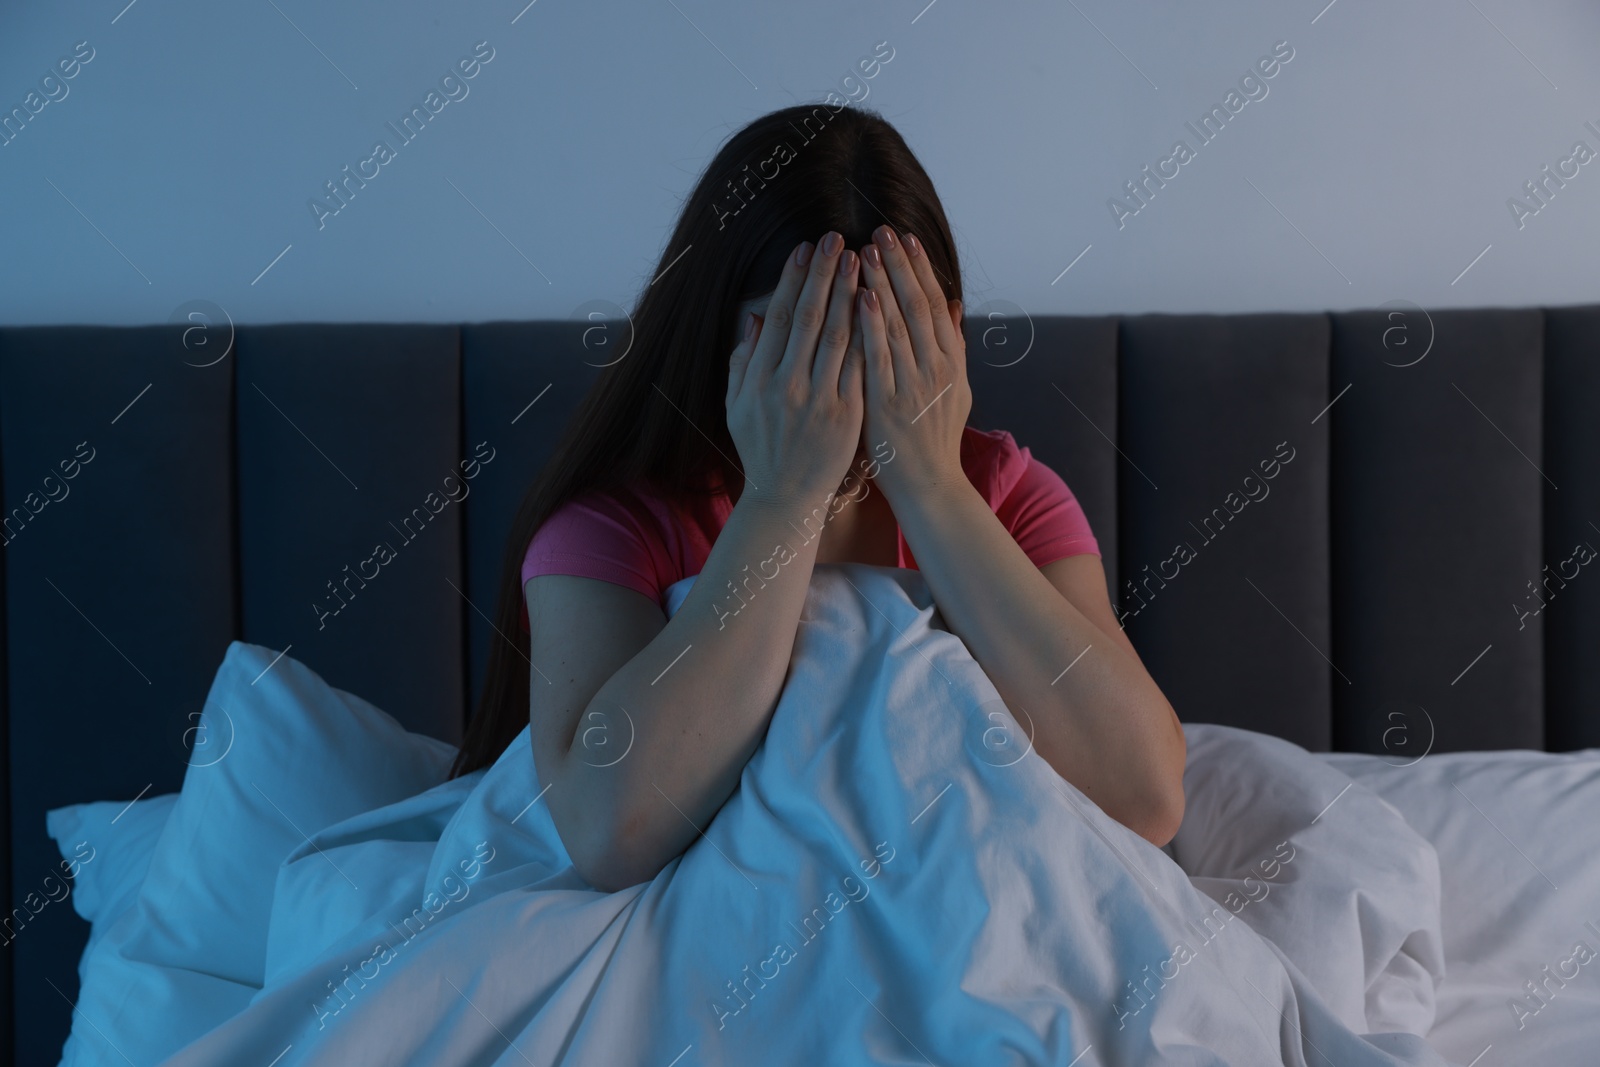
[
  {"xmin": 743, "ymin": 312, "xmax": 756, "ymax": 340},
  {"xmin": 904, "ymin": 233, "xmax": 922, "ymax": 257},
  {"xmin": 863, "ymin": 289, "xmax": 880, "ymax": 313},
  {"xmin": 795, "ymin": 242, "xmax": 814, "ymax": 266},
  {"xmin": 863, "ymin": 244, "xmax": 882, "ymax": 270},
  {"xmin": 838, "ymin": 249, "xmax": 857, "ymax": 277},
  {"xmin": 873, "ymin": 225, "xmax": 896, "ymax": 251},
  {"xmin": 821, "ymin": 231, "xmax": 842, "ymax": 256}
]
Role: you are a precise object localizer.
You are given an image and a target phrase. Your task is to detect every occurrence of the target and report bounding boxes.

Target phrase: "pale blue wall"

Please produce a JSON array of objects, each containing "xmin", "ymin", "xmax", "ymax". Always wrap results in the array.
[{"xmin": 2, "ymin": 0, "xmax": 1597, "ymax": 326}]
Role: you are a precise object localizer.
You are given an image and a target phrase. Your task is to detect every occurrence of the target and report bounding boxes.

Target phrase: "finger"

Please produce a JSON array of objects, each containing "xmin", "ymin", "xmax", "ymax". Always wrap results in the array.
[
  {"xmin": 841, "ymin": 286, "xmax": 868, "ymax": 403},
  {"xmin": 869, "ymin": 226, "xmax": 943, "ymax": 372},
  {"xmin": 840, "ymin": 306, "xmax": 866, "ymax": 405},
  {"xmin": 860, "ymin": 240, "xmax": 917, "ymax": 388},
  {"xmin": 812, "ymin": 248, "xmax": 858, "ymax": 392},
  {"xmin": 727, "ymin": 311, "xmax": 762, "ymax": 401},
  {"xmin": 748, "ymin": 241, "xmax": 818, "ymax": 385},
  {"xmin": 946, "ymin": 298, "xmax": 966, "ymax": 375},
  {"xmin": 776, "ymin": 230, "xmax": 845, "ymax": 379},
  {"xmin": 857, "ymin": 286, "xmax": 895, "ymax": 401},
  {"xmin": 902, "ymin": 232, "xmax": 962, "ymax": 356}
]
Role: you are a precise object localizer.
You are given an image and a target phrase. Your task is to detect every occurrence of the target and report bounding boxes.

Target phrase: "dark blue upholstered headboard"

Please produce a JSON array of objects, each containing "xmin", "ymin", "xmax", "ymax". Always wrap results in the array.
[{"xmin": 3, "ymin": 305, "xmax": 1597, "ymax": 1060}]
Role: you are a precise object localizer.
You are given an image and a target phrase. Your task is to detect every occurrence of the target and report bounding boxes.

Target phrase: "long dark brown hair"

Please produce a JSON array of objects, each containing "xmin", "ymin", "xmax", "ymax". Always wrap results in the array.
[{"xmin": 449, "ymin": 103, "xmax": 964, "ymax": 777}]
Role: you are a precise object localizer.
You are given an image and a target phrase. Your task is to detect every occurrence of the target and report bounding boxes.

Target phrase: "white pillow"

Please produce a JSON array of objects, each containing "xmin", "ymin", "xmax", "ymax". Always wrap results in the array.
[
  {"xmin": 1172, "ymin": 723, "xmax": 1445, "ymax": 1038},
  {"xmin": 62, "ymin": 641, "xmax": 456, "ymax": 1067},
  {"xmin": 1321, "ymin": 748, "xmax": 1600, "ymax": 1062},
  {"xmin": 46, "ymin": 792, "xmax": 177, "ymax": 955},
  {"xmin": 46, "ymin": 793, "xmax": 179, "ymax": 1067},
  {"xmin": 55, "ymin": 918, "xmax": 257, "ymax": 1067}
]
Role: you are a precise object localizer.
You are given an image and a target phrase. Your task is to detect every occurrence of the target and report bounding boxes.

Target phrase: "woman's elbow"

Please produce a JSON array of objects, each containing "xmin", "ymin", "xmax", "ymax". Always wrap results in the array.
[
  {"xmin": 1122, "ymin": 723, "xmax": 1187, "ymax": 847},
  {"xmin": 1110, "ymin": 782, "xmax": 1184, "ymax": 848},
  {"xmin": 1135, "ymin": 704, "xmax": 1187, "ymax": 843},
  {"xmin": 570, "ymin": 849, "xmax": 653, "ymax": 895},
  {"xmin": 559, "ymin": 803, "xmax": 670, "ymax": 893},
  {"xmin": 1136, "ymin": 781, "xmax": 1186, "ymax": 848}
]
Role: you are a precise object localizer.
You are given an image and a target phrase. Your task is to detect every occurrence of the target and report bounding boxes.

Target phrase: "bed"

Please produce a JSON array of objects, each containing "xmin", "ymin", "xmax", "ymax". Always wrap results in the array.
[{"xmin": 3, "ymin": 304, "xmax": 1598, "ymax": 1063}]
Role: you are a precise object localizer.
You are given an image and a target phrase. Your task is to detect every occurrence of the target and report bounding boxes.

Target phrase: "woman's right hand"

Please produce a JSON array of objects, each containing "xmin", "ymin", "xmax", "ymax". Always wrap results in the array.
[{"xmin": 726, "ymin": 232, "xmax": 864, "ymax": 506}]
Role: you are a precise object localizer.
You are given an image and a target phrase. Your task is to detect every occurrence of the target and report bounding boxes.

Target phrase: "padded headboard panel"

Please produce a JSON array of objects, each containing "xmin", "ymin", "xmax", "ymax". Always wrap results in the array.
[{"xmin": 3, "ymin": 305, "xmax": 1597, "ymax": 1060}]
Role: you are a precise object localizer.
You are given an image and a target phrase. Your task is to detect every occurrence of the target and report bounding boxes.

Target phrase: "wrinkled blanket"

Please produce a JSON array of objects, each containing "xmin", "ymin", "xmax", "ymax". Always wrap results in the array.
[{"xmin": 161, "ymin": 564, "xmax": 1457, "ymax": 1066}]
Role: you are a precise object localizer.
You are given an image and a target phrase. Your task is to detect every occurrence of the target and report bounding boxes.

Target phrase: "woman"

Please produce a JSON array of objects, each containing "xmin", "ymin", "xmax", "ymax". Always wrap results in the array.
[{"xmin": 451, "ymin": 104, "xmax": 1185, "ymax": 892}]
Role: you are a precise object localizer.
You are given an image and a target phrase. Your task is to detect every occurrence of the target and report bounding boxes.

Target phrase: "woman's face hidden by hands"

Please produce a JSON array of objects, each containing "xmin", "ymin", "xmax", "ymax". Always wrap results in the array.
[{"xmin": 733, "ymin": 289, "xmax": 870, "ymax": 460}]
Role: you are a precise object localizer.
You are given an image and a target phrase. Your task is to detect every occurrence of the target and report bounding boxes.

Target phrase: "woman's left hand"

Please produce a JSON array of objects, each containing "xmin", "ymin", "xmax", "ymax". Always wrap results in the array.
[{"xmin": 855, "ymin": 224, "xmax": 971, "ymax": 502}]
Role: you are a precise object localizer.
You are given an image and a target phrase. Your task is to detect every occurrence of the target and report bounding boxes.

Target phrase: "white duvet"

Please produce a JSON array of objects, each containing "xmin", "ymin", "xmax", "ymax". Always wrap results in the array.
[{"xmin": 158, "ymin": 564, "xmax": 1460, "ymax": 1067}]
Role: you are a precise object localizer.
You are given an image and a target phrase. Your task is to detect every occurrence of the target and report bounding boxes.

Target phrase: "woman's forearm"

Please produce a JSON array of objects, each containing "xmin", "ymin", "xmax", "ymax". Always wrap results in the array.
[
  {"xmin": 844, "ymin": 220, "xmax": 1181, "ymax": 841},
  {"xmin": 551, "ymin": 490, "xmax": 826, "ymax": 890},
  {"xmin": 887, "ymin": 477, "xmax": 1186, "ymax": 844}
]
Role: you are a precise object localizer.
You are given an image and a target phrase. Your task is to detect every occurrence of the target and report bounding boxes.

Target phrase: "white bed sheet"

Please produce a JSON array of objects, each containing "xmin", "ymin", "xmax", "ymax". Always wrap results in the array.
[{"xmin": 1321, "ymin": 747, "xmax": 1600, "ymax": 1067}]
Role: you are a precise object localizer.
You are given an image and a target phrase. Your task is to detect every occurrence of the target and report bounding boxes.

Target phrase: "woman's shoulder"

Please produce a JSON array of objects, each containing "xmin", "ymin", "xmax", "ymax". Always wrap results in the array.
[
  {"xmin": 528, "ymin": 479, "xmax": 729, "ymax": 570},
  {"xmin": 958, "ymin": 425, "xmax": 1033, "ymax": 504},
  {"xmin": 520, "ymin": 479, "xmax": 729, "ymax": 613},
  {"xmin": 535, "ymin": 480, "xmax": 706, "ymax": 549},
  {"xmin": 961, "ymin": 425, "xmax": 1101, "ymax": 561},
  {"xmin": 546, "ymin": 480, "xmax": 664, "ymax": 525}
]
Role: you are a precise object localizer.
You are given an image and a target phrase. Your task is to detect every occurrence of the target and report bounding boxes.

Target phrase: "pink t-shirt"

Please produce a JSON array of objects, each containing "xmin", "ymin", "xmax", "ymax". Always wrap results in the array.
[{"xmin": 518, "ymin": 426, "xmax": 1100, "ymax": 629}]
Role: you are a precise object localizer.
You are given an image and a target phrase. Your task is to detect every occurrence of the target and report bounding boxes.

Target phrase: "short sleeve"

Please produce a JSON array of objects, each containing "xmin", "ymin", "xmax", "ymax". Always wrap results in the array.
[
  {"xmin": 995, "ymin": 451, "xmax": 1101, "ymax": 566},
  {"xmin": 518, "ymin": 491, "xmax": 670, "ymax": 630}
]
